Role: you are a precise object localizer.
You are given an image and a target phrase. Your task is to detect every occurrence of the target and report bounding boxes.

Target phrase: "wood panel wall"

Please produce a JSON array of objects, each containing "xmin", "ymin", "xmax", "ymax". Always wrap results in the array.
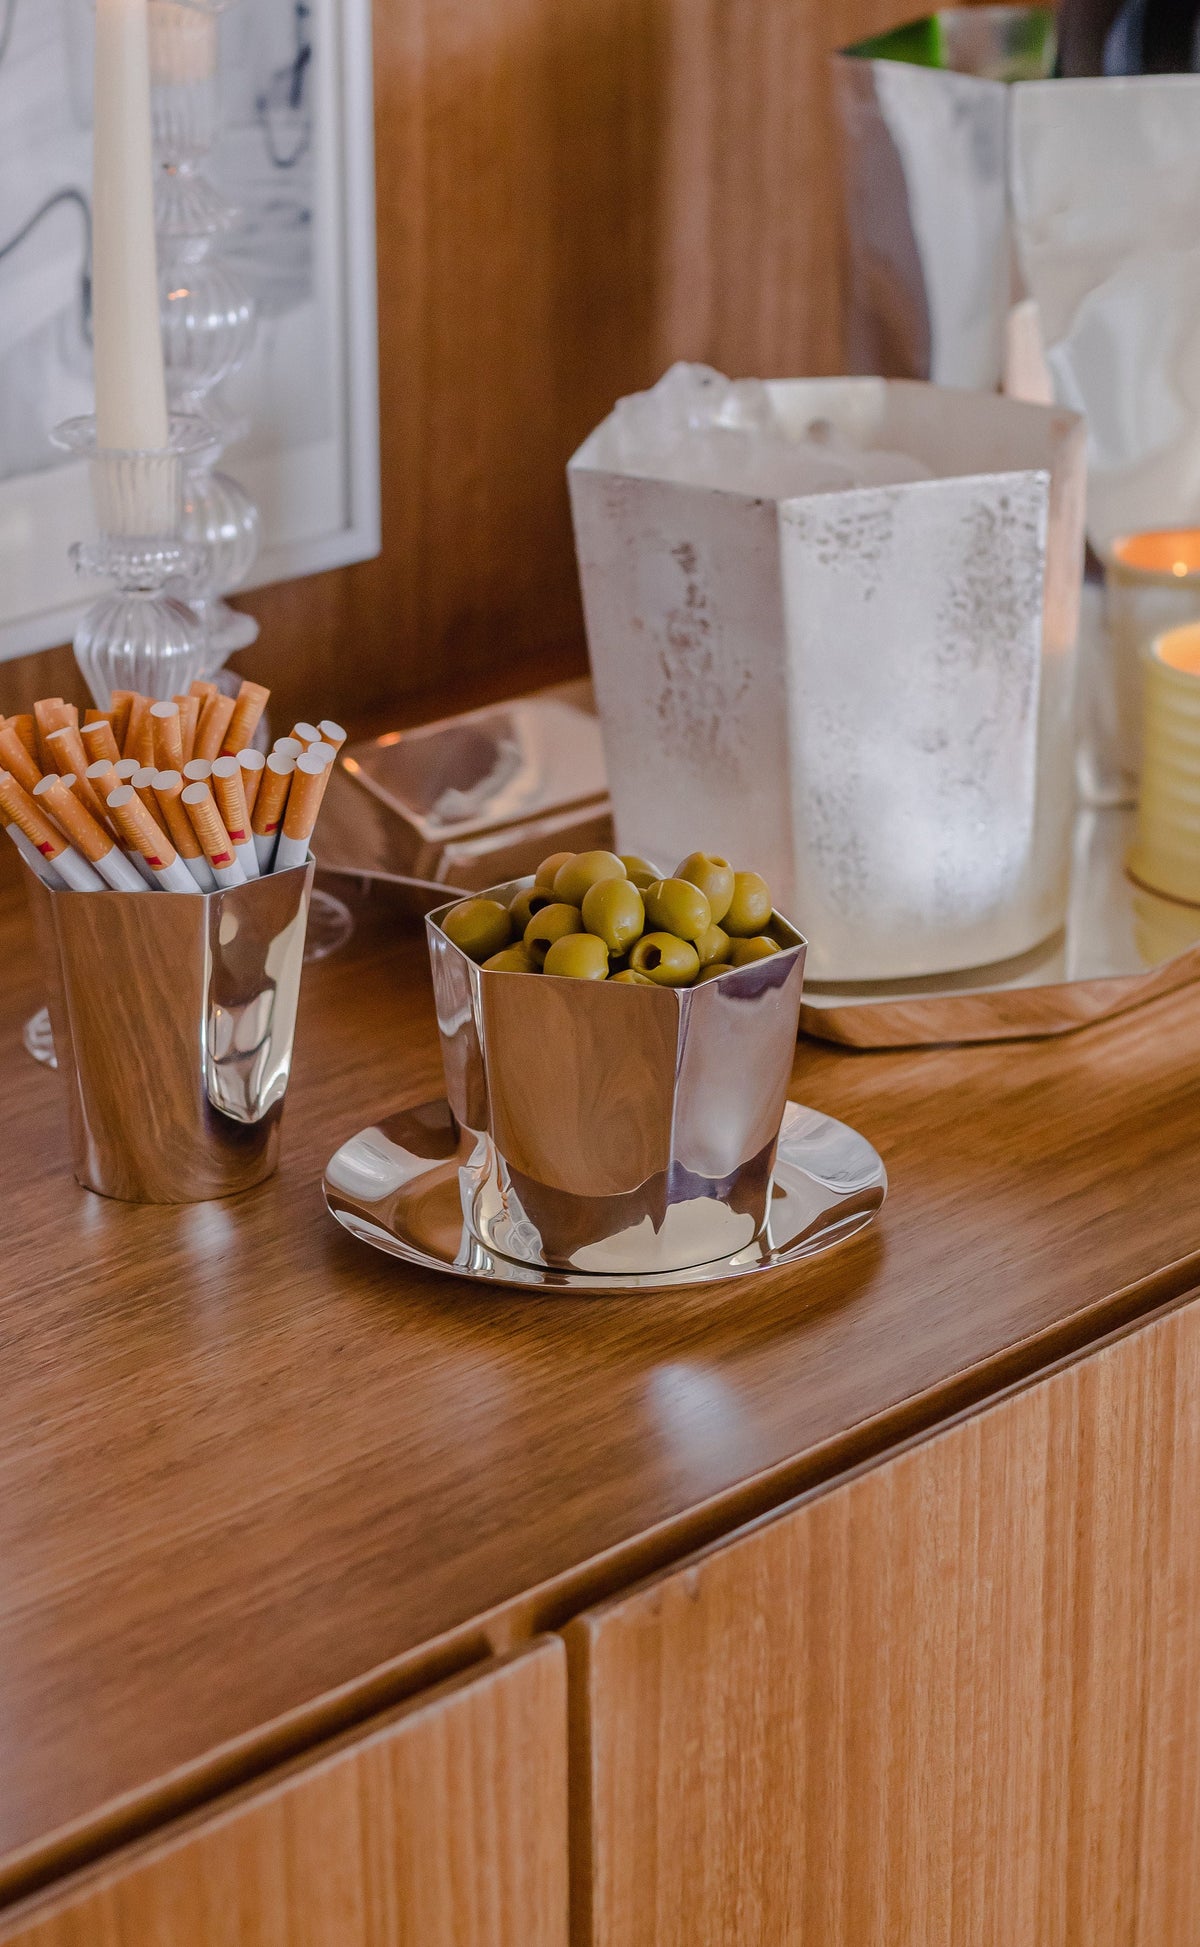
[{"xmin": 1, "ymin": 0, "xmax": 928, "ymax": 729}]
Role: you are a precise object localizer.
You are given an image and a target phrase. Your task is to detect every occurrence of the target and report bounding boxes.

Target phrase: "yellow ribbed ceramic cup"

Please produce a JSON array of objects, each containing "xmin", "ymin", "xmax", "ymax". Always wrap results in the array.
[{"xmin": 1129, "ymin": 621, "xmax": 1200, "ymax": 906}]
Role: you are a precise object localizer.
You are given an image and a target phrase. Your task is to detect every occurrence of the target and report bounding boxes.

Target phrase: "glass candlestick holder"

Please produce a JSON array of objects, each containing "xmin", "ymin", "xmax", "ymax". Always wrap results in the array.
[{"xmin": 53, "ymin": 414, "xmax": 213, "ymax": 704}]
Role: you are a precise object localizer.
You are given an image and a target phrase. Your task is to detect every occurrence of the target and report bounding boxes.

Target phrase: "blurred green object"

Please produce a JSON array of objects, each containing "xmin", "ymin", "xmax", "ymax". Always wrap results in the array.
[{"xmin": 846, "ymin": 7, "xmax": 1056, "ymax": 81}]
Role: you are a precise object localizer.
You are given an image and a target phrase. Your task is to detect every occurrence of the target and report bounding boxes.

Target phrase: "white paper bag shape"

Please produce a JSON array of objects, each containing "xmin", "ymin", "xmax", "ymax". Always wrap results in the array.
[{"xmin": 570, "ymin": 375, "xmax": 1086, "ymax": 982}]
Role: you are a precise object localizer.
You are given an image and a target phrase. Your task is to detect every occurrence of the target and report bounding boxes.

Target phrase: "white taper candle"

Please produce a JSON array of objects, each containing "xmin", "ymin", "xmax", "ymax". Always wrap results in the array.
[{"xmin": 93, "ymin": 0, "xmax": 170, "ymax": 454}]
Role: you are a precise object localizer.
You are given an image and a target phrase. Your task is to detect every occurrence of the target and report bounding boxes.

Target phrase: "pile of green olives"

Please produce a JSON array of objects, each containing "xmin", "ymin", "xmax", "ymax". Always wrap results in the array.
[{"xmin": 439, "ymin": 849, "xmax": 783, "ymax": 985}]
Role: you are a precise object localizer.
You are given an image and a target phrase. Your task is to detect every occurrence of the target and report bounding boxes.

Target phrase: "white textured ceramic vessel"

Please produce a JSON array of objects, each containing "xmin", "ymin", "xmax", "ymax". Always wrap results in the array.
[{"xmin": 569, "ymin": 377, "xmax": 1086, "ymax": 981}]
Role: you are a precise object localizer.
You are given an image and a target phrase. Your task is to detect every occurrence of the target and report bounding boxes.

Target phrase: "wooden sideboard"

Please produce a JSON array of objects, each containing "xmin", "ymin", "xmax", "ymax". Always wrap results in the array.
[{"xmin": 3, "ymin": 773, "xmax": 1200, "ymax": 1941}]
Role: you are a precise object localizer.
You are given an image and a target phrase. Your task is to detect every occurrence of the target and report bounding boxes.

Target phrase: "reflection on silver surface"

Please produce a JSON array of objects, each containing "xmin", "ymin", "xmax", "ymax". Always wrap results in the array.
[
  {"xmin": 323, "ymin": 1097, "xmax": 887, "ymax": 1293},
  {"xmin": 27, "ymin": 860, "xmax": 313, "ymax": 1201},
  {"xmin": 426, "ymin": 881, "xmax": 808, "ymax": 1275},
  {"xmin": 336, "ymin": 681, "xmax": 612, "ymax": 891},
  {"xmin": 800, "ymin": 806, "xmax": 1200, "ymax": 1046}
]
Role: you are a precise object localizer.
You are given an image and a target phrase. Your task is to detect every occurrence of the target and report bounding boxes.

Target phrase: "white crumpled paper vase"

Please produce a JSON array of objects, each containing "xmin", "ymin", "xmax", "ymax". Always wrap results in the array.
[{"xmin": 569, "ymin": 371, "xmax": 1085, "ymax": 982}]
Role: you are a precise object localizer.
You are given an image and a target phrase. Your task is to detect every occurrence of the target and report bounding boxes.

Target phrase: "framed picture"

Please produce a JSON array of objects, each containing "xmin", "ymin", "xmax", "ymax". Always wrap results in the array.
[{"xmin": 0, "ymin": 0, "xmax": 380, "ymax": 661}]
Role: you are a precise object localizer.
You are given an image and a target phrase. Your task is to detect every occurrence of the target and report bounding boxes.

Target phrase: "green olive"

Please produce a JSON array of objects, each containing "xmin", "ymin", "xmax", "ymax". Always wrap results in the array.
[
  {"xmin": 693, "ymin": 962, "xmax": 730, "ymax": 984},
  {"xmin": 610, "ymin": 967, "xmax": 657, "ymax": 985},
  {"xmin": 642, "ymin": 877, "xmax": 712, "ymax": 942},
  {"xmin": 441, "ymin": 897, "xmax": 512, "ymax": 963},
  {"xmin": 723, "ymin": 871, "xmax": 774, "ymax": 937},
  {"xmin": 619, "ymin": 854, "xmax": 661, "ymax": 890},
  {"xmin": 630, "ymin": 932, "xmax": 700, "ymax": 987},
  {"xmin": 508, "ymin": 885, "xmax": 554, "ymax": 933},
  {"xmin": 543, "ymin": 932, "xmax": 610, "ymax": 980},
  {"xmin": 553, "ymin": 849, "xmax": 625, "ymax": 906},
  {"xmin": 483, "ymin": 943, "xmax": 540, "ymax": 973},
  {"xmin": 694, "ymin": 922, "xmax": 731, "ymax": 968},
  {"xmin": 581, "ymin": 877, "xmax": 645, "ymax": 954},
  {"xmin": 535, "ymin": 850, "xmax": 576, "ymax": 892},
  {"xmin": 728, "ymin": 935, "xmax": 780, "ymax": 965},
  {"xmin": 676, "ymin": 852, "xmax": 735, "ymax": 926},
  {"xmin": 525, "ymin": 902, "xmax": 584, "ymax": 962}
]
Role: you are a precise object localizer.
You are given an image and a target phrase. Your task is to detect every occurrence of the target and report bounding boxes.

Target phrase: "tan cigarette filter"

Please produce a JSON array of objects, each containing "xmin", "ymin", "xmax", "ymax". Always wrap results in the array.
[
  {"xmin": 221, "ymin": 680, "xmax": 270, "ymax": 756},
  {"xmin": 83, "ymin": 708, "xmax": 110, "ymax": 726},
  {"xmin": 318, "ymin": 719, "xmax": 347, "ymax": 752},
  {"xmin": 123, "ymin": 693, "xmax": 154, "ymax": 765},
  {"xmin": 237, "ymin": 747, "xmax": 266, "ymax": 815},
  {"xmin": 283, "ymin": 750, "xmax": 333, "ymax": 842},
  {"xmin": 181, "ymin": 780, "xmax": 237, "ymax": 869},
  {"xmin": 10, "ymin": 715, "xmax": 38, "ymax": 764},
  {"xmin": 32, "ymin": 775, "xmax": 112, "ymax": 865},
  {"xmin": 0, "ymin": 770, "xmax": 69, "ymax": 860},
  {"xmin": 106, "ymin": 784, "xmax": 178, "ymax": 869},
  {"xmin": 34, "ymin": 699, "xmax": 77, "ymax": 770},
  {"xmin": 195, "ymin": 690, "xmax": 237, "ymax": 762},
  {"xmin": 0, "ymin": 724, "xmax": 42, "ymax": 794},
  {"xmin": 150, "ymin": 701, "xmax": 185, "ymax": 771},
  {"xmin": 189, "ymin": 679, "xmax": 218, "ymax": 703},
  {"xmin": 211, "ymin": 756, "xmax": 253, "ymax": 844},
  {"xmin": 152, "ymin": 770, "xmax": 205, "ymax": 860},
  {"xmin": 174, "ymin": 693, "xmax": 200, "ymax": 765},
  {"xmin": 183, "ymin": 757, "xmax": 213, "ymax": 782},
  {"xmin": 80, "ymin": 717, "xmax": 121, "ymax": 767},
  {"xmin": 109, "ymin": 692, "xmax": 135, "ymax": 749},
  {"xmin": 86, "ymin": 759, "xmax": 120, "ymax": 805},
  {"xmin": 250, "ymin": 751, "xmax": 295, "ymax": 837},
  {"xmin": 290, "ymin": 721, "xmax": 321, "ymax": 748},
  {"xmin": 46, "ymin": 725, "xmax": 111, "ymax": 825}
]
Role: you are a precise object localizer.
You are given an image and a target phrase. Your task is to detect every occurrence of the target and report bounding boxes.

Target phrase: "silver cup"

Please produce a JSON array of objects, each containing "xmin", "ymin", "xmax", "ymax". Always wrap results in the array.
[
  {"xmin": 27, "ymin": 862, "xmax": 313, "ymax": 1203},
  {"xmin": 427, "ymin": 881, "xmax": 807, "ymax": 1274}
]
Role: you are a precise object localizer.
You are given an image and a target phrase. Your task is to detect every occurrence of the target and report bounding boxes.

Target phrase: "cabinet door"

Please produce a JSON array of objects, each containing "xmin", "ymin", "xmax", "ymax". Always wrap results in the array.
[
  {"xmin": 568, "ymin": 1301, "xmax": 1200, "ymax": 1947},
  {"xmin": 0, "ymin": 1639, "xmax": 568, "ymax": 1947}
]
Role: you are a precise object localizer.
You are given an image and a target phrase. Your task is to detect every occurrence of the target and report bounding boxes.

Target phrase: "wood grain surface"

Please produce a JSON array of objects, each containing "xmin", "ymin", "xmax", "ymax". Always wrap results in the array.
[
  {"xmin": 4, "ymin": 822, "xmax": 1200, "ymax": 1904},
  {"xmin": 0, "ymin": 1641, "xmax": 568, "ymax": 1947},
  {"xmin": 0, "ymin": 0, "xmax": 929, "ymax": 728},
  {"xmin": 571, "ymin": 1301, "xmax": 1200, "ymax": 1947}
]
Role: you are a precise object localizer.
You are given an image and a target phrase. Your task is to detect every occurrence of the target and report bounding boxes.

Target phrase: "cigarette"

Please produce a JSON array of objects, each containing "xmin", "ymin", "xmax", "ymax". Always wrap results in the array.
[
  {"xmin": 290, "ymin": 721, "xmax": 322, "ymax": 748},
  {"xmin": 183, "ymin": 757, "xmax": 213, "ymax": 782},
  {"xmin": 181, "ymin": 780, "xmax": 247, "ymax": 887},
  {"xmin": 152, "ymin": 770, "xmax": 217, "ymax": 890},
  {"xmin": 305, "ymin": 741, "xmax": 337, "ymax": 769},
  {"xmin": 274, "ymin": 749, "xmax": 332, "ymax": 871},
  {"xmin": 221, "ymin": 679, "xmax": 270, "ymax": 756},
  {"xmin": 131, "ymin": 765, "xmax": 162, "ymax": 822},
  {"xmin": 83, "ymin": 707, "xmax": 110, "ymax": 726},
  {"xmin": 0, "ymin": 770, "xmax": 106, "ymax": 891},
  {"xmin": 237, "ymin": 747, "xmax": 266, "ymax": 816},
  {"xmin": 45, "ymin": 724, "xmax": 111, "ymax": 825},
  {"xmin": 318, "ymin": 720, "xmax": 347, "ymax": 753},
  {"xmin": 5, "ymin": 823, "xmax": 67, "ymax": 889},
  {"xmin": 114, "ymin": 758, "xmax": 140, "ymax": 782},
  {"xmin": 80, "ymin": 717, "xmax": 121, "ymax": 767},
  {"xmin": 123, "ymin": 693, "xmax": 154, "ymax": 765},
  {"xmin": 109, "ymin": 691, "xmax": 135, "ymax": 749},
  {"xmin": 150, "ymin": 700, "xmax": 185, "ymax": 771},
  {"xmin": 33, "ymin": 775, "xmax": 147, "ymax": 892},
  {"xmin": 189, "ymin": 679, "xmax": 218, "ymax": 702},
  {"xmin": 8, "ymin": 715, "xmax": 38, "ymax": 765},
  {"xmin": 34, "ymin": 698, "xmax": 77, "ymax": 770},
  {"xmin": 0, "ymin": 723, "xmax": 42, "ymax": 794},
  {"xmin": 195, "ymin": 690, "xmax": 237, "ymax": 762},
  {"xmin": 250, "ymin": 751, "xmax": 295, "ymax": 869},
  {"xmin": 210, "ymin": 756, "xmax": 261, "ymax": 879},
  {"xmin": 173, "ymin": 693, "xmax": 200, "ymax": 765},
  {"xmin": 271, "ymin": 737, "xmax": 304, "ymax": 762},
  {"xmin": 106, "ymin": 784, "xmax": 201, "ymax": 893}
]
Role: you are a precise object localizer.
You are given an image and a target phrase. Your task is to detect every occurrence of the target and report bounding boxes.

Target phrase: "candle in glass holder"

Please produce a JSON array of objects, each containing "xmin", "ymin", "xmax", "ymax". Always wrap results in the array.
[
  {"xmin": 93, "ymin": 0, "xmax": 170, "ymax": 462},
  {"xmin": 1105, "ymin": 527, "xmax": 1200, "ymax": 792},
  {"xmin": 1128, "ymin": 621, "xmax": 1200, "ymax": 907}
]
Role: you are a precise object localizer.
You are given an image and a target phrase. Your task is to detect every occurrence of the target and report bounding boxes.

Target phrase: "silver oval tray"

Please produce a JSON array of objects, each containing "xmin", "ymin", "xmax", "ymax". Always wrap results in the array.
[
  {"xmin": 800, "ymin": 807, "xmax": 1200, "ymax": 1048},
  {"xmin": 324, "ymin": 1098, "xmax": 886, "ymax": 1293}
]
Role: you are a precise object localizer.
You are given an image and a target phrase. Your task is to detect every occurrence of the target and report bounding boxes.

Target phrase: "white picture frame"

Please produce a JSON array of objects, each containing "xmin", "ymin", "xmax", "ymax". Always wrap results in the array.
[{"xmin": 0, "ymin": 0, "xmax": 380, "ymax": 662}]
